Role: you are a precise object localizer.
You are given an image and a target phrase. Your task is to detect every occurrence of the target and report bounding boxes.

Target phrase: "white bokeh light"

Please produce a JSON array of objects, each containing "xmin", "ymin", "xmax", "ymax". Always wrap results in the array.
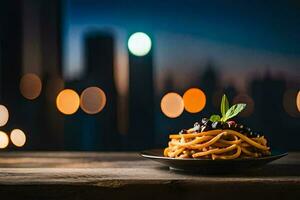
[
  {"xmin": 10, "ymin": 129, "xmax": 26, "ymax": 147},
  {"xmin": 0, "ymin": 105, "xmax": 9, "ymax": 127},
  {"xmin": 128, "ymin": 32, "xmax": 152, "ymax": 56},
  {"xmin": 0, "ymin": 131, "xmax": 9, "ymax": 149}
]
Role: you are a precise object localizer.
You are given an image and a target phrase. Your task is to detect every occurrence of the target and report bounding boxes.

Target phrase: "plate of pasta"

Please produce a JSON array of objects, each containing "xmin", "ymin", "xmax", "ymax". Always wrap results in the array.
[{"xmin": 141, "ymin": 94, "xmax": 287, "ymax": 173}]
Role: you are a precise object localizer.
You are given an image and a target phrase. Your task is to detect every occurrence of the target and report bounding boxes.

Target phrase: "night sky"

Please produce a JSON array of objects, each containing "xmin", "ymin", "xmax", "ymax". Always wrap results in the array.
[{"xmin": 63, "ymin": 0, "xmax": 300, "ymax": 92}]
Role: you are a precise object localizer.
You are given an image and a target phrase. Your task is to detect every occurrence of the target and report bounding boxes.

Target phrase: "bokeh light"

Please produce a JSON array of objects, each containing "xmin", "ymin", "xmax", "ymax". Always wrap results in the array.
[
  {"xmin": 297, "ymin": 90, "xmax": 300, "ymax": 112},
  {"xmin": 56, "ymin": 89, "xmax": 80, "ymax": 115},
  {"xmin": 128, "ymin": 32, "xmax": 152, "ymax": 56},
  {"xmin": 80, "ymin": 87, "xmax": 106, "ymax": 114},
  {"xmin": 161, "ymin": 92, "xmax": 184, "ymax": 118},
  {"xmin": 10, "ymin": 129, "xmax": 26, "ymax": 147},
  {"xmin": 0, "ymin": 105, "xmax": 9, "ymax": 127},
  {"xmin": 0, "ymin": 131, "xmax": 9, "ymax": 149},
  {"xmin": 183, "ymin": 88, "xmax": 206, "ymax": 113},
  {"xmin": 233, "ymin": 93, "xmax": 255, "ymax": 117},
  {"xmin": 283, "ymin": 89, "xmax": 300, "ymax": 117},
  {"xmin": 20, "ymin": 73, "xmax": 42, "ymax": 100}
]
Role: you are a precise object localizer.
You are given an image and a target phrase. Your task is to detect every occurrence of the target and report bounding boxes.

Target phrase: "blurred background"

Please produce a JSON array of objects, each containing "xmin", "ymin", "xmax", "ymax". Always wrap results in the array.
[{"xmin": 0, "ymin": 0, "xmax": 299, "ymax": 151}]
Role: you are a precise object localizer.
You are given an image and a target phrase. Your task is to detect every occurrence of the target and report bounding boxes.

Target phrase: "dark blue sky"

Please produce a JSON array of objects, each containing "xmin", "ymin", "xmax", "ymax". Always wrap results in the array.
[
  {"xmin": 63, "ymin": 0, "xmax": 300, "ymax": 91},
  {"xmin": 68, "ymin": 0, "xmax": 300, "ymax": 54}
]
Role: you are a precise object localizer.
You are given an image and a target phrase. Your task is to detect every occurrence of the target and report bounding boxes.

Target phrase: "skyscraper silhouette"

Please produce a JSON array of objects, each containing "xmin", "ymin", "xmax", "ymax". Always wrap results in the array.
[
  {"xmin": 39, "ymin": 0, "xmax": 64, "ymax": 150},
  {"xmin": 0, "ymin": 1, "xmax": 22, "ymax": 99},
  {"xmin": 0, "ymin": 0, "xmax": 66, "ymax": 150},
  {"xmin": 128, "ymin": 34, "xmax": 155, "ymax": 150},
  {"xmin": 83, "ymin": 31, "xmax": 120, "ymax": 150},
  {"xmin": 0, "ymin": 0, "xmax": 24, "ymax": 146},
  {"xmin": 197, "ymin": 61, "xmax": 219, "ymax": 115},
  {"xmin": 250, "ymin": 71, "xmax": 287, "ymax": 149}
]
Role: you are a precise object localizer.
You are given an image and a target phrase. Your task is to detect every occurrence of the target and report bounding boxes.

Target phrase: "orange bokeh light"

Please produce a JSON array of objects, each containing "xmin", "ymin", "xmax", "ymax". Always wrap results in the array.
[
  {"xmin": 20, "ymin": 73, "xmax": 42, "ymax": 100},
  {"xmin": 80, "ymin": 87, "xmax": 106, "ymax": 114},
  {"xmin": 161, "ymin": 92, "xmax": 184, "ymax": 118},
  {"xmin": 56, "ymin": 89, "xmax": 80, "ymax": 115},
  {"xmin": 183, "ymin": 88, "xmax": 206, "ymax": 113}
]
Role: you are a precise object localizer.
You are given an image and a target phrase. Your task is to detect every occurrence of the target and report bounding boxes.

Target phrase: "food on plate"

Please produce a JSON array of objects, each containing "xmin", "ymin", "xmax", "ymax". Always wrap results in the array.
[{"xmin": 164, "ymin": 94, "xmax": 270, "ymax": 160}]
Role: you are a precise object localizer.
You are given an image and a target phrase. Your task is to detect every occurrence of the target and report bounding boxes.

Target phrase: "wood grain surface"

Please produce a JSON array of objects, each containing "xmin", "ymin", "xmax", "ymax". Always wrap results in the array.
[{"xmin": 0, "ymin": 152, "xmax": 299, "ymax": 200}]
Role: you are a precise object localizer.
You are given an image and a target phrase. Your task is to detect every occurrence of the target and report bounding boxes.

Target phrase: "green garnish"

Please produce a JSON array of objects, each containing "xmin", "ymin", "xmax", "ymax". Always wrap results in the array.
[
  {"xmin": 209, "ymin": 114, "xmax": 220, "ymax": 122},
  {"xmin": 210, "ymin": 94, "xmax": 246, "ymax": 123},
  {"xmin": 220, "ymin": 94, "xmax": 229, "ymax": 116}
]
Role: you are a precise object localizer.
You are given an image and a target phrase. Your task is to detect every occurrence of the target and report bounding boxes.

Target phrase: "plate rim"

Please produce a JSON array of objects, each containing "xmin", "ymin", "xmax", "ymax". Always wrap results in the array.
[{"xmin": 140, "ymin": 148, "xmax": 288, "ymax": 161}]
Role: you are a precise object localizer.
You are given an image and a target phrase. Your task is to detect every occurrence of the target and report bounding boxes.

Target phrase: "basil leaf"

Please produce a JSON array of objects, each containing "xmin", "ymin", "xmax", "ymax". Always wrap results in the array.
[
  {"xmin": 210, "ymin": 114, "xmax": 220, "ymax": 122},
  {"xmin": 224, "ymin": 103, "xmax": 246, "ymax": 121},
  {"xmin": 220, "ymin": 94, "xmax": 229, "ymax": 117}
]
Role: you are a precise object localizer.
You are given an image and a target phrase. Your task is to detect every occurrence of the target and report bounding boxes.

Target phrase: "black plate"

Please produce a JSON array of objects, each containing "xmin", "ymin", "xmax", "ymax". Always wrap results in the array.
[{"xmin": 141, "ymin": 149, "xmax": 288, "ymax": 174}]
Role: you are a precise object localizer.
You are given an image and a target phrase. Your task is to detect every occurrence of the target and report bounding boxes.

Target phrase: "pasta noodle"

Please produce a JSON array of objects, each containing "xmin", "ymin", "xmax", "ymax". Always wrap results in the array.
[{"xmin": 164, "ymin": 128, "xmax": 271, "ymax": 160}]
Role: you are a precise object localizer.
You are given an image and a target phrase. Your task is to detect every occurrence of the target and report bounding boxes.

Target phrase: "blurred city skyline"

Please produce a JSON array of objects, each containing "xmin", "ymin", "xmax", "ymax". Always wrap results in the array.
[
  {"xmin": 0, "ymin": 0, "xmax": 299, "ymax": 151},
  {"xmin": 63, "ymin": 0, "xmax": 300, "ymax": 93}
]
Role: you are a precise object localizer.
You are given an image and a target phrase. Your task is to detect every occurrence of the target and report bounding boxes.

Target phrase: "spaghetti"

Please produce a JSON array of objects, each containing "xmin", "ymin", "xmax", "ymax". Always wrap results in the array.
[{"xmin": 164, "ymin": 128, "xmax": 270, "ymax": 159}]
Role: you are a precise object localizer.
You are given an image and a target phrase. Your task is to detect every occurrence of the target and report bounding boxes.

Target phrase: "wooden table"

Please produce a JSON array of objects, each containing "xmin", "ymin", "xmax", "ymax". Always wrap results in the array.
[{"xmin": 0, "ymin": 152, "xmax": 299, "ymax": 200}]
